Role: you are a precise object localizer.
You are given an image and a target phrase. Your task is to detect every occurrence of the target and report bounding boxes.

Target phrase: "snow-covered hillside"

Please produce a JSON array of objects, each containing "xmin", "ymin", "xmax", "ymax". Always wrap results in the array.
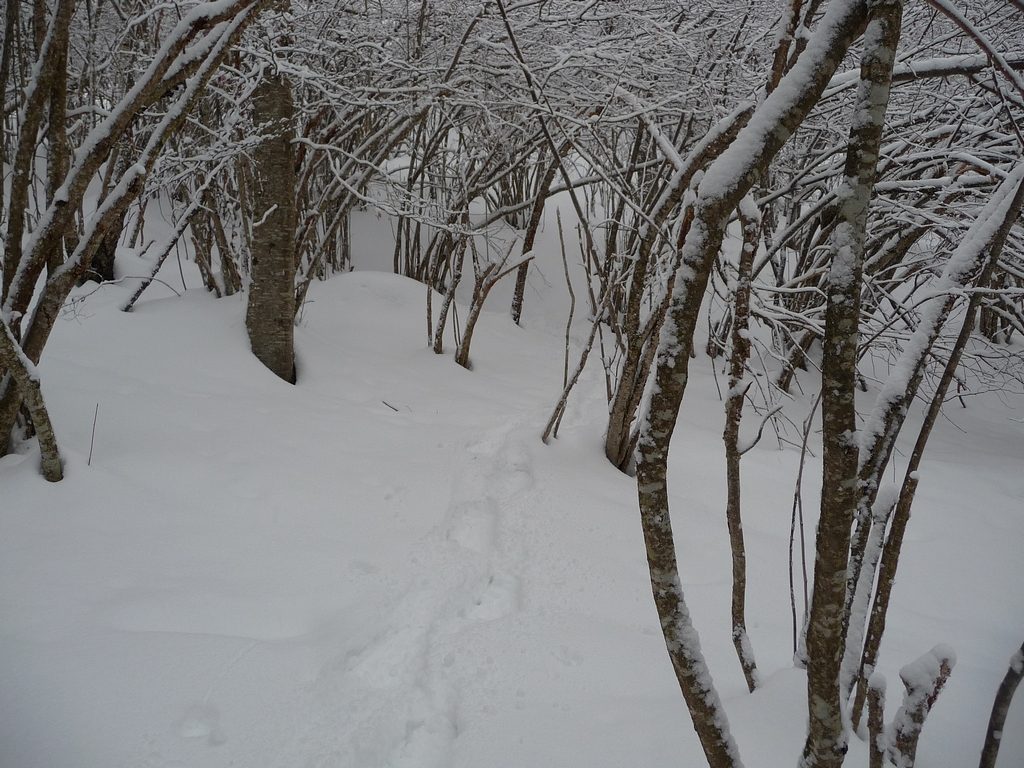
[{"xmin": 2, "ymin": 257, "xmax": 1022, "ymax": 768}]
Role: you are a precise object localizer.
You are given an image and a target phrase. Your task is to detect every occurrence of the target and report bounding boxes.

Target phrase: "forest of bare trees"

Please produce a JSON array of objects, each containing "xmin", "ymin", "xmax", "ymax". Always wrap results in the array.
[{"xmin": 1, "ymin": 1, "xmax": 1023, "ymax": 766}]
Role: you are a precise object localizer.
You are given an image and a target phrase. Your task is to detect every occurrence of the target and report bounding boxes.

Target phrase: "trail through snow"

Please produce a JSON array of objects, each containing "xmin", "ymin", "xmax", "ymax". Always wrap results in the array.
[
  {"xmin": 294, "ymin": 424, "xmax": 535, "ymax": 768},
  {"xmin": 2, "ymin": 260, "xmax": 1022, "ymax": 768}
]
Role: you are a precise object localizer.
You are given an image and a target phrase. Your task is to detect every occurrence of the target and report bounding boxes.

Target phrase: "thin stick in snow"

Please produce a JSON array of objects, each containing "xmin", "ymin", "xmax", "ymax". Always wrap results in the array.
[{"xmin": 88, "ymin": 403, "xmax": 99, "ymax": 466}]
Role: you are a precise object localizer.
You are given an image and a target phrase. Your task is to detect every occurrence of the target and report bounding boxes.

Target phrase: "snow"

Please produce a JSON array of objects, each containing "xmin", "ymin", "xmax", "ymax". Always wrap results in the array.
[{"xmin": 1, "ymin": 209, "xmax": 1023, "ymax": 767}]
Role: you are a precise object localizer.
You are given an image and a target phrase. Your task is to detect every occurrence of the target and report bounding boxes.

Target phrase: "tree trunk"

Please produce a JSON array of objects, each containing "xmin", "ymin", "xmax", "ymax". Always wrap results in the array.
[
  {"xmin": 604, "ymin": 114, "xmax": 745, "ymax": 472},
  {"xmin": 801, "ymin": 4, "xmax": 901, "ymax": 766},
  {"xmin": 723, "ymin": 196, "xmax": 761, "ymax": 693},
  {"xmin": 867, "ymin": 674, "xmax": 886, "ymax": 768},
  {"xmin": 246, "ymin": 72, "xmax": 297, "ymax": 383},
  {"xmin": 510, "ymin": 143, "xmax": 564, "ymax": 325},
  {"xmin": 0, "ymin": 1, "xmax": 274, "ymax": 461},
  {"xmin": 631, "ymin": 3, "xmax": 870, "ymax": 765},
  {"xmin": 978, "ymin": 642, "xmax": 1024, "ymax": 768},
  {"xmin": 0, "ymin": 318, "xmax": 62, "ymax": 481},
  {"xmin": 91, "ymin": 220, "xmax": 121, "ymax": 283},
  {"xmin": 848, "ymin": 168, "xmax": 1024, "ymax": 729},
  {"xmin": 845, "ymin": 167, "xmax": 1024, "ymax": 639}
]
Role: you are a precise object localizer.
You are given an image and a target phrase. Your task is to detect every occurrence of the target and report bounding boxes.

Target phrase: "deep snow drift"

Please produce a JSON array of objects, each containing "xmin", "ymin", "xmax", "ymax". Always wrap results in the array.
[{"xmin": 1, "ymin": 249, "xmax": 1022, "ymax": 767}]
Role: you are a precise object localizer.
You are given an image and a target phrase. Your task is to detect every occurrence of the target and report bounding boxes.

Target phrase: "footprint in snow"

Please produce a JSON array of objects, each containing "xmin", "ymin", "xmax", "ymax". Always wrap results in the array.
[
  {"xmin": 463, "ymin": 570, "xmax": 521, "ymax": 623},
  {"xmin": 446, "ymin": 498, "xmax": 498, "ymax": 554}
]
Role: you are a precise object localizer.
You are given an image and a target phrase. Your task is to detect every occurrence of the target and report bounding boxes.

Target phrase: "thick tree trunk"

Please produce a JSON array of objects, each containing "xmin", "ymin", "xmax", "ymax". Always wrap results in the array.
[
  {"xmin": 90, "ymin": 220, "xmax": 121, "ymax": 283},
  {"xmin": 246, "ymin": 72, "xmax": 297, "ymax": 383}
]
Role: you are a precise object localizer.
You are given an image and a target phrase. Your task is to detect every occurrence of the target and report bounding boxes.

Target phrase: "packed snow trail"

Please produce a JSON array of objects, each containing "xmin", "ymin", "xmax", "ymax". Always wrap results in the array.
[
  {"xmin": 1, "ymin": 268, "xmax": 1022, "ymax": 768},
  {"xmin": 278, "ymin": 423, "xmax": 536, "ymax": 768}
]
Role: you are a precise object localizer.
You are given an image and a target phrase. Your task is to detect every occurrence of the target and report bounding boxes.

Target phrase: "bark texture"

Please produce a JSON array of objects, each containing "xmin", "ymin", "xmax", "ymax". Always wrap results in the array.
[
  {"xmin": 889, "ymin": 647, "xmax": 954, "ymax": 768},
  {"xmin": 246, "ymin": 72, "xmax": 298, "ymax": 383},
  {"xmin": 633, "ymin": 3, "xmax": 871, "ymax": 766},
  {"xmin": 0, "ymin": 319, "xmax": 62, "ymax": 481},
  {"xmin": 978, "ymin": 642, "xmax": 1024, "ymax": 768},
  {"xmin": 867, "ymin": 675, "xmax": 886, "ymax": 768},
  {"xmin": 799, "ymin": 4, "xmax": 901, "ymax": 767},
  {"xmin": 723, "ymin": 198, "xmax": 761, "ymax": 693}
]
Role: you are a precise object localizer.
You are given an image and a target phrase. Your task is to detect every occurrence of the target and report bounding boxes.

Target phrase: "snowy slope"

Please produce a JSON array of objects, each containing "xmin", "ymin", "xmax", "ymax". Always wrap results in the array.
[{"xmin": 1, "ymin": 249, "xmax": 1022, "ymax": 767}]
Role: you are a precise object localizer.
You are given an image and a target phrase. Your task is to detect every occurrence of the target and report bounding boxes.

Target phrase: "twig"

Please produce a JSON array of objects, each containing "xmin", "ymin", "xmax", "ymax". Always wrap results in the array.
[
  {"xmin": 554, "ymin": 208, "xmax": 575, "ymax": 438},
  {"xmin": 88, "ymin": 403, "xmax": 99, "ymax": 466},
  {"xmin": 738, "ymin": 404, "xmax": 784, "ymax": 456}
]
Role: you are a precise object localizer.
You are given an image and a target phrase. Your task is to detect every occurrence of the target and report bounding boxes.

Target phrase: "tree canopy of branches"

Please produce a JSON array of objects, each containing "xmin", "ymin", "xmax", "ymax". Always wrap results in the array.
[{"xmin": 1, "ymin": 1, "xmax": 1022, "ymax": 767}]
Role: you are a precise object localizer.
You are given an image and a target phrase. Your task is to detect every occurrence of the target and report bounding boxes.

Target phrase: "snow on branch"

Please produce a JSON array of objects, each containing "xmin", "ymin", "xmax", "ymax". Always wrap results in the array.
[{"xmin": 889, "ymin": 645, "xmax": 956, "ymax": 768}]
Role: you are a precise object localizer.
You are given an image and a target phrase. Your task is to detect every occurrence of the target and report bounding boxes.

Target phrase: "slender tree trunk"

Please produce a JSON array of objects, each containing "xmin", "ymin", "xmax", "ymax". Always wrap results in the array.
[
  {"xmin": 801, "ymin": 4, "xmax": 901, "ymax": 766},
  {"xmin": 845, "ymin": 167, "xmax": 1024, "ymax": 633},
  {"xmin": 848, "ymin": 169, "xmax": 1024, "ymax": 729},
  {"xmin": 632, "ymin": 4, "xmax": 870, "ymax": 765},
  {"xmin": 246, "ymin": 72, "xmax": 297, "ymax": 383},
  {"xmin": 776, "ymin": 328, "xmax": 817, "ymax": 394},
  {"xmin": 510, "ymin": 144, "xmax": 564, "ymax": 326},
  {"xmin": 3, "ymin": 0, "xmax": 75, "ymax": 304},
  {"xmin": 604, "ymin": 115, "xmax": 745, "ymax": 471},
  {"xmin": 723, "ymin": 196, "xmax": 761, "ymax": 693},
  {"xmin": 0, "ymin": 0, "xmax": 18, "ymax": 219},
  {"xmin": 0, "ymin": 318, "xmax": 62, "ymax": 480},
  {"xmin": 867, "ymin": 674, "xmax": 886, "ymax": 768},
  {"xmin": 636, "ymin": 407, "xmax": 745, "ymax": 768},
  {"xmin": 978, "ymin": 642, "xmax": 1024, "ymax": 768},
  {"xmin": 432, "ymin": 236, "xmax": 465, "ymax": 354}
]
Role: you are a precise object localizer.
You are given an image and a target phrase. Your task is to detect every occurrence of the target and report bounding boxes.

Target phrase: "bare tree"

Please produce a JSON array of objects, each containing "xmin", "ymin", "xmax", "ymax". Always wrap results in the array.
[
  {"xmin": 0, "ymin": 0, "xmax": 275, "ymax": 463},
  {"xmin": 633, "ymin": 3, "xmax": 873, "ymax": 765}
]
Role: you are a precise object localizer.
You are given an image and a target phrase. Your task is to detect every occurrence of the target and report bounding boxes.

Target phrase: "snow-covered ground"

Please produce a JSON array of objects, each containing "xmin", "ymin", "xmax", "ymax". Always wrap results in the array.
[{"xmin": 2, "ymin": 230, "xmax": 1022, "ymax": 767}]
